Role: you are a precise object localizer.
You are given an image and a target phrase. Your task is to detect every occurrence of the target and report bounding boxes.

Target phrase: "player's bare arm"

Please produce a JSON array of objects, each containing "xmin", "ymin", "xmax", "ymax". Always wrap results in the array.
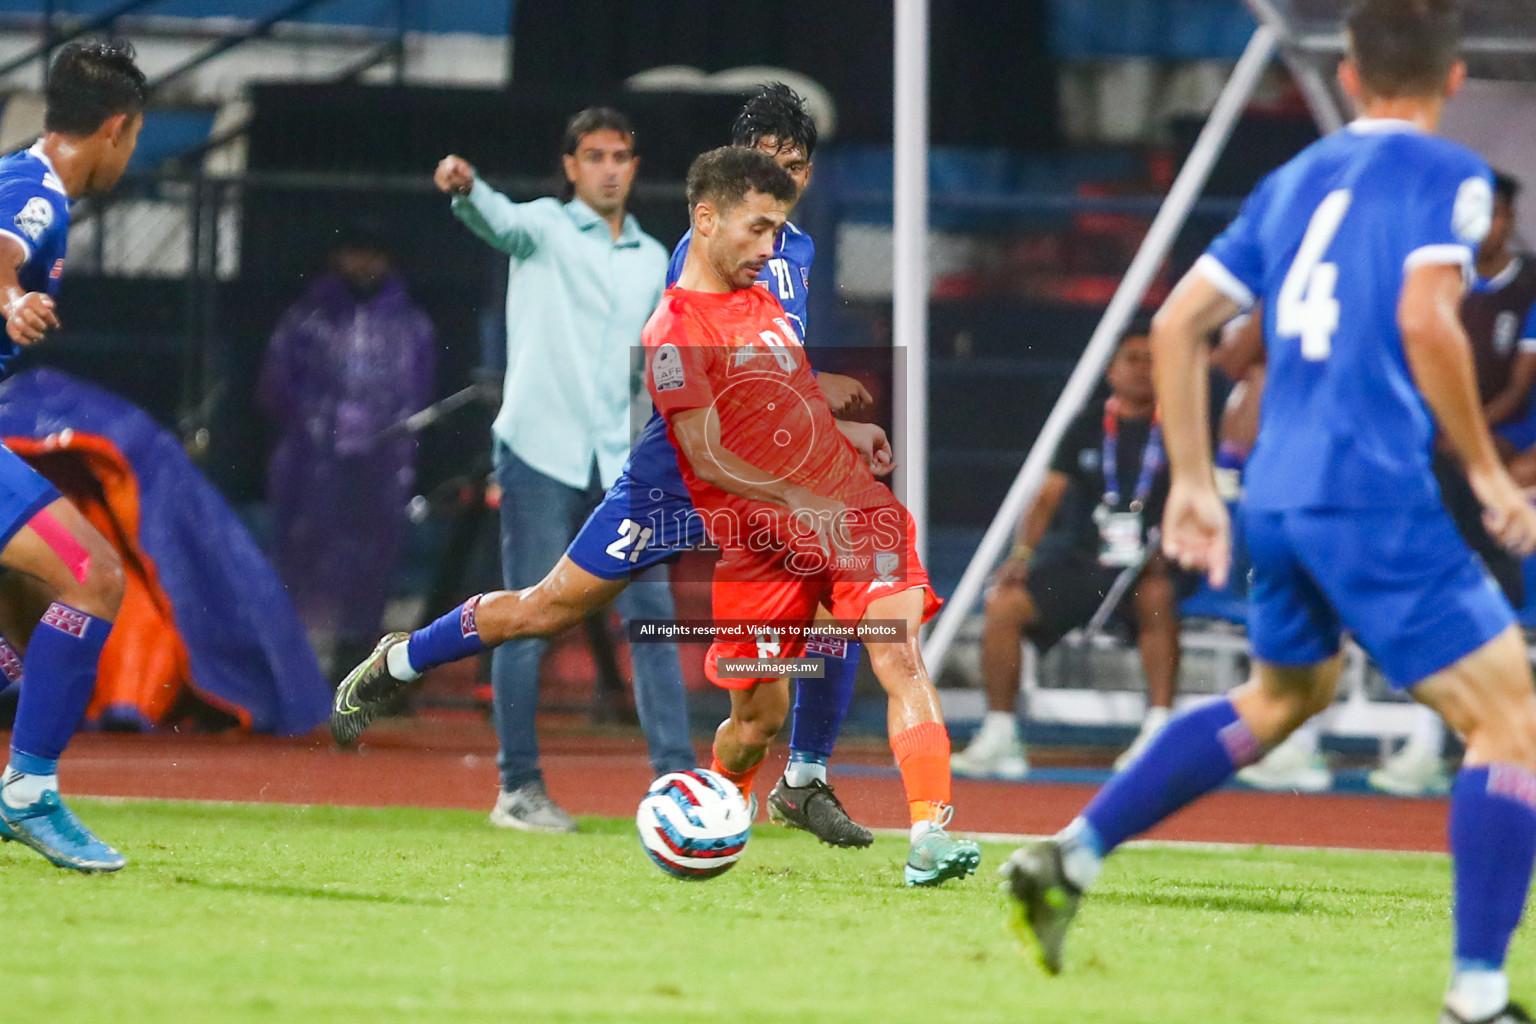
[
  {"xmin": 1150, "ymin": 270, "xmax": 1242, "ymax": 586},
  {"xmin": 434, "ymin": 154, "xmax": 475, "ymax": 196},
  {"xmin": 669, "ymin": 404, "xmax": 850, "ymax": 555},
  {"xmin": 1401, "ymin": 261, "xmax": 1536, "ymax": 554},
  {"xmin": 0, "ymin": 235, "xmax": 58, "ymax": 346},
  {"xmin": 835, "ymin": 420, "xmax": 894, "ymax": 477}
]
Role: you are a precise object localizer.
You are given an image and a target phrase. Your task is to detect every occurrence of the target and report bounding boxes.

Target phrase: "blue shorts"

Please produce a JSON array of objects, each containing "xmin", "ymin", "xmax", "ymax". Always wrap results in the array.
[
  {"xmin": 566, "ymin": 470, "xmax": 708, "ymax": 581},
  {"xmin": 0, "ymin": 443, "xmax": 59, "ymax": 550},
  {"xmin": 1242, "ymin": 504, "xmax": 1514, "ymax": 688},
  {"xmin": 1496, "ymin": 405, "xmax": 1536, "ymax": 451}
]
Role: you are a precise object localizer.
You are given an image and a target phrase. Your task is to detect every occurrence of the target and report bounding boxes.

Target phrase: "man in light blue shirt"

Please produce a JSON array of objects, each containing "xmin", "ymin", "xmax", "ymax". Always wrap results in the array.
[{"xmin": 433, "ymin": 108, "xmax": 692, "ymax": 832}]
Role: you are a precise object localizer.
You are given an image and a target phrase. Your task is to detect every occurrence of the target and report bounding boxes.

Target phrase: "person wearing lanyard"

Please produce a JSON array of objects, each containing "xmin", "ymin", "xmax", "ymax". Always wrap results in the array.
[{"xmin": 952, "ymin": 329, "xmax": 1186, "ymax": 780}]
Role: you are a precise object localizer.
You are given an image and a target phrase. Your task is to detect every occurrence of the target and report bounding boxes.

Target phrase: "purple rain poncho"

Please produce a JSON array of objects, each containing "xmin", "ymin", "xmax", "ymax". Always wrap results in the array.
[{"xmin": 258, "ymin": 273, "xmax": 436, "ymax": 641}]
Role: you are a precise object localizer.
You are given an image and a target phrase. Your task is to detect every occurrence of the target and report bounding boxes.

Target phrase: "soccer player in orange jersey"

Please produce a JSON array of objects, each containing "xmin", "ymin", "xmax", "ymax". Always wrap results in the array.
[{"xmin": 643, "ymin": 146, "xmax": 980, "ymax": 886}]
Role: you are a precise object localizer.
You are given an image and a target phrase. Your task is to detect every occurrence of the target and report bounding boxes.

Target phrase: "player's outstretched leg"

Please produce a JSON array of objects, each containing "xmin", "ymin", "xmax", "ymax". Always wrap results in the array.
[
  {"xmin": 710, "ymin": 676, "xmax": 791, "ymax": 823},
  {"xmin": 769, "ymin": 634, "xmax": 873, "ymax": 848},
  {"xmin": 330, "ymin": 556, "xmax": 628, "ymax": 746},
  {"xmin": 0, "ymin": 499, "xmax": 126, "ymax": 873},
  {"xmin": 1004, "ymin": 657, "xmax": 1340, "ymax": 972},
  {"xmin": 860, "ymin": 588, "xmax": 980, "ymax": 886},
  {"xmin": 1415, "ymin": 629, "xmax": 1536, "ymax": 1024}
]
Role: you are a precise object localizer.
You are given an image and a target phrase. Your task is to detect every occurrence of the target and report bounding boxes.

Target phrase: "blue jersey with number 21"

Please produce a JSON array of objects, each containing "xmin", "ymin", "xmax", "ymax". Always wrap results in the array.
[{"xmin": 1201, "ymin": 119, "xmax": 1493, "ymax": 512}]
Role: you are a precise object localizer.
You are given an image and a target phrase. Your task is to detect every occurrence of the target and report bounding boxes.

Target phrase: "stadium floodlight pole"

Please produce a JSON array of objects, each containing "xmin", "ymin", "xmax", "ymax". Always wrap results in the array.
[
  {"xmin": 893, "ymin": 0, "xmax": 930, "ymax": 566},
  {"xmin": 922, "ymin": 23, "xmax": 1280, "ymax": 674}
]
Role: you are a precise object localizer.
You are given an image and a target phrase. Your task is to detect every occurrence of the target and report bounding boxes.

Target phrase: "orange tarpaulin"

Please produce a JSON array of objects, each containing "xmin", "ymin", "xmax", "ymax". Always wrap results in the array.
[{"xmin": 5, "ymin": 431, "xmax": 249, "ymax": 730}]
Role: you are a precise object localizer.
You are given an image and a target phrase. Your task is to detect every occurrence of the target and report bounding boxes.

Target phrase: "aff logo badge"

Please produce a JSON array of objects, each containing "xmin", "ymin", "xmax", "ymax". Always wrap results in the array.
[
  {"xmin": 14, "ymin": 197, "xmax": 52, "ymax": 242},
  {"xmin": 1454, "ymin": 176, "xmax": 1494, "ymax": 247},
  {"xmin": 873, "ymin": 550, "xmax": 901, "ymax": 583},
  {"xmin": 652, "ymin": 343, "xmax": 685, "ymax": 391}
]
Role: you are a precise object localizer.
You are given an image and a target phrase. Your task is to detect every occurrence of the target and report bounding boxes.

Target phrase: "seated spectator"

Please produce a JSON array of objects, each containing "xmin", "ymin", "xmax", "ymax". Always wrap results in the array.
[
  {"xmin": 258, "ymin": 229, "xmax": 436, "ymax": 677},
  {"xmin": 952, "ymin": 328, "xmax": 1184, "ymax": 779},
  {"xmin": 1467, "ymin": 173, "xmax": 1536, "ymax": 484}
]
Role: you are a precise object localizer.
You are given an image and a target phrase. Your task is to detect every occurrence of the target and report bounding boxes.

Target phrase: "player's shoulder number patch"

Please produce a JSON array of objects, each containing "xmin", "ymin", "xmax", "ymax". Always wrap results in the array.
[
  {"xmin": 13, "ymin": 196, "xmax": 52, "ymax": 242},
  {"xmin": 1453, "ymin": 176, "xmax": 1493, "ymax": 247},
  {"xmin": 652, "ymin": 343, "xmax": 685, "ymax": 392}
]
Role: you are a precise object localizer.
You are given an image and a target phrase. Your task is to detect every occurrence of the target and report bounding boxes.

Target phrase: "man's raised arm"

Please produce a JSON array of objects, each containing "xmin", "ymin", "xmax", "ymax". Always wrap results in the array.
[{"xmin": 437, "ymin": 154, "xmax": 546, "ymax": 259}]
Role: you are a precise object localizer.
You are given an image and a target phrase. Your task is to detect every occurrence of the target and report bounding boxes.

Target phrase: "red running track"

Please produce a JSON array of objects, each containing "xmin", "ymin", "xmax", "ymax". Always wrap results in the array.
[{"xmin": 32, "ymin": 715, "xmax": 1450, "ymax": 854}]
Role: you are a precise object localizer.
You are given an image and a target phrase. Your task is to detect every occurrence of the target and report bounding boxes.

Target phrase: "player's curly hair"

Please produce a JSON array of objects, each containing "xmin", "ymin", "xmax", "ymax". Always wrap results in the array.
[
  {"xmin": 730, "ymin": 83, "xmax": 818, "ymax": 159},
  {"xmin": 685, "ymin": 146, "xmax": 797, "ymax": 213},
  {"xmin": 1346, "ymin": 0, "xmax": 1462, "ymax": 98},
  {"xmin": 45, "ymin": 39, "xmax": 147, "ymax": 137}
]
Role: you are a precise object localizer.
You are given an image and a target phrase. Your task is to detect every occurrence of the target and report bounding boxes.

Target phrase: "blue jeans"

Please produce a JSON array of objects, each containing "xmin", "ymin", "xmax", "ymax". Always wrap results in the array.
[{"xmin": 492, "ymin": 445, "xmax": 694, "ymax": 790}]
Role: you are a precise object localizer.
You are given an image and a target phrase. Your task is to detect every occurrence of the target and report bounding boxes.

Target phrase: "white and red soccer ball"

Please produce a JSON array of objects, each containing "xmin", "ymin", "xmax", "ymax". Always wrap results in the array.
[{"xmin": 636, "ymin": 769, "xmax": 752, "ymax": 880}]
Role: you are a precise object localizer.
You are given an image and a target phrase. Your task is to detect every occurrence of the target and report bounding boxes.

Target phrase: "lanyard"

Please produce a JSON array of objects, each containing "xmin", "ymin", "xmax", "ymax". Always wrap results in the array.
[{"xmin": 1102, "ymin": 397, "xmax": 1163, "ymax": 511}]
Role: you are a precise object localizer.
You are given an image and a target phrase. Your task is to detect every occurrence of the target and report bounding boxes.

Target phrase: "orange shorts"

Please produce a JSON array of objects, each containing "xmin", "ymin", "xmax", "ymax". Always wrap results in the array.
[{"xmin": 703, "ymin": 508, "xmax": 942, "ymax": 689}]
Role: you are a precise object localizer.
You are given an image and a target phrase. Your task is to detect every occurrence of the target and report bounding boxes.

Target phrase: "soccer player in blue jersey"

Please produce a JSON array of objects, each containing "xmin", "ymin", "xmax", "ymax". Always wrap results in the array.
[
  {"xmin": 1004, "ymin": 3, "xmax": 1536, "ymax": 1019},
  {"xmin": 334, "ymin": 85, "xmax": 886, "ymax": 849},
  {"xmin": 0, "ymin": 40, "xmax": 145, "ymax": 873}
]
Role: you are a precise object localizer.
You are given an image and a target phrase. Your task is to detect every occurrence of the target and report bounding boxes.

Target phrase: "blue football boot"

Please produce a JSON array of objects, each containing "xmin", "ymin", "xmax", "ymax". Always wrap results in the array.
[{"xmin": 0, "ymin": 789, "xmax": 126, "ymax": 872}]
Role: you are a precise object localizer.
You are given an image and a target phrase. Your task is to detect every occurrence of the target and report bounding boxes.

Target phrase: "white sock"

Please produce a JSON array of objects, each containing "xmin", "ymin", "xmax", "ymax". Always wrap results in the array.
[
  {"xmin": 1446, "ymin": 968, "xmax": 1508, "ymax": 1022},
  {"xmin": 1141, "ymin": 705, "xmax": 1171, "ymax": 733},
  {"xmin": 1055, "ymin": 816, "xmax": 1104, "ymax": 891},
  {"xmin": 387, "ymin": 640, "xmax": 421, "ymax": 682},
  {"xmin": 911, "ymin": 818, "xmax": 942, "ymax": 841},
  {"xmin": 2, "ymin": 767, "xmax": 58, "ymax": 807},
  {"xmin": 783, "ymin": 758, "xmax": 828, "ymax": 788},
  {"xmin": 1286, "ymin": 719, "xmax": 1321, "ymax": 755},
  {"xmin": 1406, "ymin": 705, "xmax": 1446, "ymax": 757},
  {"xmin": 981, "ymin": 710, "xmax": 1018, "ymax": 744}
]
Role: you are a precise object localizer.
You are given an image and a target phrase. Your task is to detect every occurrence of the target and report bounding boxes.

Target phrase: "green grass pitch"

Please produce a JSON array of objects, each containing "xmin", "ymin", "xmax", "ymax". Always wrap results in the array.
[{"xmin": 0, "ymin": 798, "xmax": 1518, "ymax": 1023}]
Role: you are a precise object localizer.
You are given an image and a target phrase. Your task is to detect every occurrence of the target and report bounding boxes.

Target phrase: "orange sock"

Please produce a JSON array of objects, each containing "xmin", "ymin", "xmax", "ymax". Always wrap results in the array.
[
  {"xmin": 710, "ymin": 752, "xmax": 763, "ymax": 803},
  {"xmin": 890, "ymin": 720, "xmax": 953, "ymax": 825}
]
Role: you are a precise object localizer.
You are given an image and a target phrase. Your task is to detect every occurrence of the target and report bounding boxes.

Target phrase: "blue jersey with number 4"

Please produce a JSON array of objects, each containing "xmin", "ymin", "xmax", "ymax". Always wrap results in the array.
[
  {"xmin": 0, "ymin": 143, "xmax": 72, "ymax": 378},
  {"xmin": 1200, "ymin": 119, "xmax": 1492, "ymax": 512}
]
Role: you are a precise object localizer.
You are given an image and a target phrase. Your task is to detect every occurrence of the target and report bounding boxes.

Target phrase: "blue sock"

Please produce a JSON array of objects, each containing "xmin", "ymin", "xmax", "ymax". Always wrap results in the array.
[
  {"xmin": 1082, "ymin": 696, "xmax": 1261, "ymax": 854},
  {"xmin": 789, "ymin": 637, "xmax": 860, "ymax": 767},
  {"xmin": 1449, "ymin": 764, "xmax": 1536, "ymax": 972},
  {"xmin": 10, "ymin": 603, "xmax": 111, "ymax": 766},
  {"xmin": 405, "ymin": 595, "xmax": 488, "ymax": 675}
]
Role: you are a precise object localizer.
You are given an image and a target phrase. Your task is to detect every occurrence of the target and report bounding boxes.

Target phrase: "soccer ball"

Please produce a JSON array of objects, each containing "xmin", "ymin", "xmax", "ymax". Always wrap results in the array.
[{"xmin": 636, "ymin": 769, "xmax": 752, "ymax": 880}]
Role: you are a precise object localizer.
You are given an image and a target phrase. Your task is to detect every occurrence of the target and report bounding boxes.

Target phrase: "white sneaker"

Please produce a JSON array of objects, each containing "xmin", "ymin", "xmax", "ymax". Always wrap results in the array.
[
  {"xmin": 1113, "ymin": 710, "xmax": 1170, "ymax": 772},
  {"xmin": 1368, "ymin": 744, "xmax": 1450, "ymax": 797},
  {"xmin": 1236, "ymin": 734, "xmax": 1332, "ymax": 793},
  {"xmin": 951, "ymin": 730, "xmax": 1029, "ymax": 780}
]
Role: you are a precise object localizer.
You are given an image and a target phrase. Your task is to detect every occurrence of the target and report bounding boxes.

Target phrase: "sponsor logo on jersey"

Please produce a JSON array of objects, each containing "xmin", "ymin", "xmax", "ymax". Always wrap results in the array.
[
  {"xmin": 1495, "ymin": 310, "xmax": 1520, "ymax": 356},
  {"xmin": 1454, "ymin": 176, "xmax": 1494, "ymax": 247},
  {"xmin": 49, "ymin": 259, "xmax": 63, "ymax": 280},
  {"xmin": 14, "ymin": 196, "xmax": 52, "ymax": 242},
  {"xmin": 652, "ymin": 343, "xmax": 685, "ymax": 391}
]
